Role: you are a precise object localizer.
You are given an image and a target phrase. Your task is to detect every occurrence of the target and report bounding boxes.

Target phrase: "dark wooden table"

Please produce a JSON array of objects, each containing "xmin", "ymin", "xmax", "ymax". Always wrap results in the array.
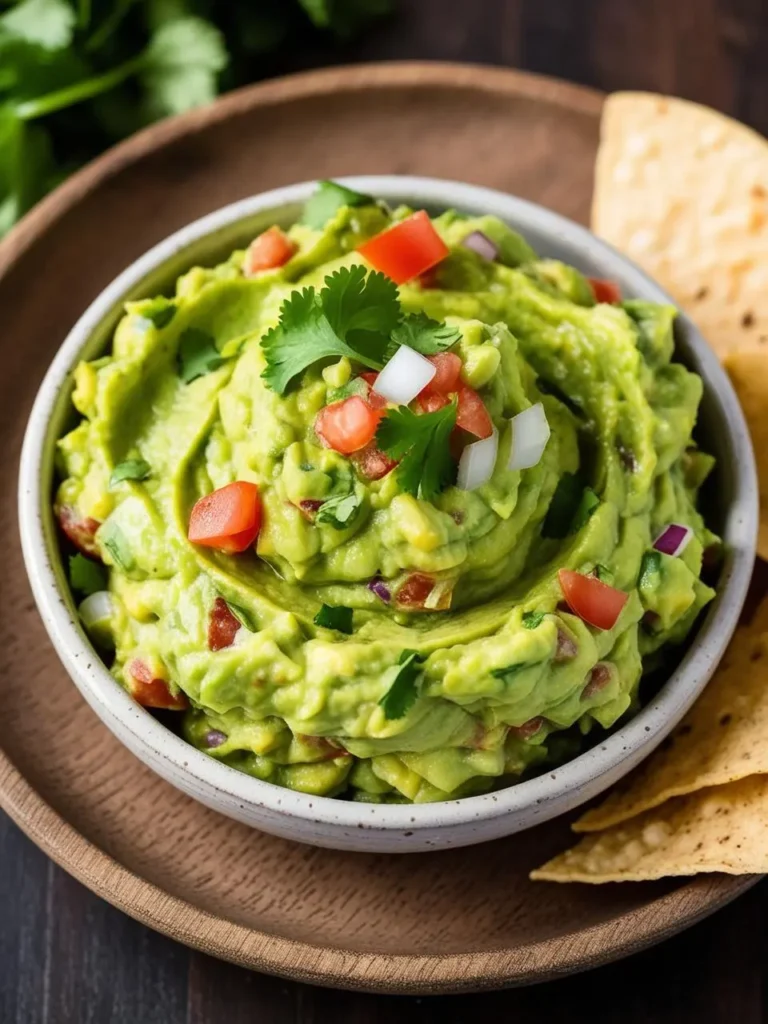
[{"xmin": 5, "ymin": 2, "xmax": 768, "ymax": 1020}]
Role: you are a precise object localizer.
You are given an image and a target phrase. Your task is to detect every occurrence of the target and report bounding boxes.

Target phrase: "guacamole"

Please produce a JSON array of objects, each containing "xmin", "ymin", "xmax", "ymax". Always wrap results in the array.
[{"xmin": 56, "ymin": 181, "xmax": 718, "ymax": 804}]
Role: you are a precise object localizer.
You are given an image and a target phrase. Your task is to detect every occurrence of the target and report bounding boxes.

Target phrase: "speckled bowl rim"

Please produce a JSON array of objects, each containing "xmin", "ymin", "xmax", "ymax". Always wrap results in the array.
[{"xmin": 18, "ymin": 175, "xmax": 758, "ymax": 836}]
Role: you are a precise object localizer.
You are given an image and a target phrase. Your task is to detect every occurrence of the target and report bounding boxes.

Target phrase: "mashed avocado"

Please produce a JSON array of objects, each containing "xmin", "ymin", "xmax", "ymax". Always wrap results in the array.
[{"xmin": 56, "ymin": 183, "xmax": 718, "ymax": 804}]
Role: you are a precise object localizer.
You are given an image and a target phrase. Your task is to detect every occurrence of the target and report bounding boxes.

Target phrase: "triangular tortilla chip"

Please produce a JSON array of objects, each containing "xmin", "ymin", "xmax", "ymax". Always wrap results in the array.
[
  {"xmin": 592, "ymin": 92, "xmax": 768, "ymax": 360},
  {"xmin": 573, "ymin": 594, "xmax": 768, "ymax": 833},
  {"xmin": 724, "ymin": 347, "xmax": 768, "ymax": 559},
  {"xmin": 531, "ymin": 775, "xmax": 768, "ymax": 883}
]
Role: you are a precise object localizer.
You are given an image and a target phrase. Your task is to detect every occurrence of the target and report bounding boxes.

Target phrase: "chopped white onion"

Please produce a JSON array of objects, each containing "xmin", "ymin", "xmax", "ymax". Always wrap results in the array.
[
  {"xmin": 79, "ymin": 590, "xmax": 113, "ymax": 630},
  {"xmin": 508, "ymin": 403, "xmax": 550, "ymax": 471},
  {"xmin": 457, "ymin": 428, "xmax": 498, "ymax": 490},
  {"xmin": 423, "ymin": 579, "xmax": 455, "ymax": 611},
  {"xmin": 372, "ymin": 345, "xmax": 436, "ymax": 406}
]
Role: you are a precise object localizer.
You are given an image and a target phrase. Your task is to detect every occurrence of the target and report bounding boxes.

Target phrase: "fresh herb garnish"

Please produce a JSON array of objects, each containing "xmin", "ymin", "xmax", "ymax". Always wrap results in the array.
[
  {"xmin": 314, "ymin": 603, "xmax": 353, "ymax": 634},
  {"xmin": 140, "ymin": 299, "xmax": 176, "ymax": 329},
  {"xmin": 639, "ymin": 550, "xmax": 662, "ymax": 589},
  {"xmin": 261, "ymin": 266, "xmax": 399, "ymax": 394},
  {"xmin": 109, "ymin": 459, "xmax": 151, "ymax": 489},
  {"xmin": 327, "ymin": 377, "xmax": 370, "ymax": 403},
  {"xmin": 0, "ymin": 6, "xmax": 389, "ymax": 241},
  {"xmin": 301, "ymin": 179, "xmax": 374, "ymax": 229},
  {"xmin": 376, "ymin": 400, "xmax": 457, "ymax": 502},
  {"xmin": 315, "ymin": 493, "xmax": 361, "ymax": 529},
  {"xmin": 491, "ymin": 662, "xmax": 532, "ymax": 682},
  {"xmin": 571, "ymin": 486, "xmax": 600, "ymax": 532},
  {"xmin": 100, "ymin": 523, "xmax": 134, "ymax": 571},
  {"xmin": 379, "ymin": 649, "xmax": 425, "ymax": 720},
  {"xmin": 389, "ymin": 312, "xmax": 461, "ymax": 356},
  {"xmin": 226, "ymin": 601, "xmax": 256, "ymax": 632},
  {"xmin": 522, "ymin": 611, "xmax": 545, "ymax": 629},
  {"xmin": 68, "ymin": 553, "xmax": 107, "ymax": 596},
  {"xmin": 178, "ymin": 328, "xmax": 225, "ymax": 383}
]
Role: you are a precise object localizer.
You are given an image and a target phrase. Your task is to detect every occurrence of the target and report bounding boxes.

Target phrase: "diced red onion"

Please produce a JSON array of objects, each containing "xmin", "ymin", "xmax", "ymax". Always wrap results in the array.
[
  {"xmin": 78, "ymin": 591, "xmax": 113, "ymax": 630},
  {"xmin": 508, "ymin": 403, "xmax": 550, "ymax": 471},
  {"xmin": 373, "ymin": 345, "xmax": 436, "ymax": 406},
  {"xmin": 457, "ymin": 427, "xmax": 498, "ymax": 490},
  {"xmin": 462, "ymin": 231, "xmax": 499, "ymax": 262},
  {"xmin": 554, "ymin": 627, "xmax": 578, "ymax": 662},
  {"xmin": 205, "ymin": 730, "xmax": 227, "ymax": 748},
  {"xmin": 653, "ymin": 523, "xmax": 693, "ymax": 557},
  {"xmin": 368, "ymin": 578, "xmax": 391, "ymax": 603}
]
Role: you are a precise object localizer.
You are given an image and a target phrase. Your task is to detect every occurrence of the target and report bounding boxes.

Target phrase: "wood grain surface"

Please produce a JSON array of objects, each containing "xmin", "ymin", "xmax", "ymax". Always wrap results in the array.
[{"xmin": 3, "ymin": 1, "xmax": 768, "ymax": 1020}]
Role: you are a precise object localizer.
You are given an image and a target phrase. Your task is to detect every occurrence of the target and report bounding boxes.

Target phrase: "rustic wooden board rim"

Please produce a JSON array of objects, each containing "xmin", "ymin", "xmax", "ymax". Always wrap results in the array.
[{"xmin": 0, "ymin": 61, "xmax": 760, "ymax": 995}]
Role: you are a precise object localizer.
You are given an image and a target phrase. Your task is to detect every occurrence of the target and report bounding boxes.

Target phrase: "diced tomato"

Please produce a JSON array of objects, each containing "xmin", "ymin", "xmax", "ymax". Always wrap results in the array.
[
  {"xmin": 351, "ymin": 443, "xmax": 398, "ymax": 481},
  {"xmin": 456, "ymin": 385, "xmax": 494, "ymax": 439},
  {"xmin": 558, "ymin": 569, "xmax": 628, "ymax": 631},
  {"xmin": 360, "ymin": 372, "xmax": 388, "ymax": 410},
  {"xmin": 127, "ymin": 659, "xmax": 188, "ymax": 710},
  {"xmin": 296, "ymin": 499, "xmax": 324, "ymax": 521},
  {"xmin": 357, "ymin": 211, "xmax": 449, "ymax": 285},
  {"xmin": 422, "ymin": 352, "xmax": 462, "ymax": 397},
  {"xmin": 208, "ymin": 597, "xmax": 241, "ymax": 652},
  {"xmin": 417, "ymin": 391, "xmax": 450, "ymax": 414},
  {"xmin": 396, "ymin": 573, "xmax": 435, "ymax": 609},
  {"xmin": 188, "ymin": 481, "xmax": 261, "ymax": 553},
  {"xmin": 243, "ymin": 226, "xmax": 297, "ymax": 275},
  {"xmin": 57, "ymin": 505, "xmax": 101, "ymax": 558},
  {"xmin": 315, "ymin": 396, "xmax": 381, "ymax": 455},
  {"xmin": 510, "ymin": 717, "xmax": 545, "ymax": 740},
  {"xmin": 589, "ymin": 277, "xmax": 621, "ymax": 304},
  {"xmin": 583, "ymin": 662, "xmax": 614, "ymax": 698}
]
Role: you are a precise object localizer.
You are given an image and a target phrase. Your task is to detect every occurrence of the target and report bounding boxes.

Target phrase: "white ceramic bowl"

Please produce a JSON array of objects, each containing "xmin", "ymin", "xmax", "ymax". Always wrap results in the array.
[{"xmin": 19, "ymin": 177, "xmax": 758, "ymax": 852}]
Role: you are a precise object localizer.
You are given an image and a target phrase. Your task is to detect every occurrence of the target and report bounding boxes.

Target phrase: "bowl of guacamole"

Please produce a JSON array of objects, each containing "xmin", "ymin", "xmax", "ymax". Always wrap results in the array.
[{"xmin": 20, "ymin": 177, "xmax": 756, "ymax": 851}]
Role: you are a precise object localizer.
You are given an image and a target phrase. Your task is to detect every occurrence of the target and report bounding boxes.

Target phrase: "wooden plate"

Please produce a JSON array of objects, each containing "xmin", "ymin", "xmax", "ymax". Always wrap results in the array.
[{"xmin": 0, "ymin": 62, "xmax": 758, "ymax": 995}]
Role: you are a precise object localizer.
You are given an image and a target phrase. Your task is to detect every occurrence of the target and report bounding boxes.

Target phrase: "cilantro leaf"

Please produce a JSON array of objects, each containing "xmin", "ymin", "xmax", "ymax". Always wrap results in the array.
[
  {"xmin": 141, "ymin": 17, "xmax": 227, "ymax": 118},
  {"xmin": 376, "ymin": 401, "xmax": 457, "ymax": 502},
  {"xmin": 109, "ymin": 459, "xmax": 151, "ymax": 489},
  {"xmin": 327, "ymin": 377, "xmax": 369, "ymax": 403},
  {"xmin": 390, "ymin": 313, "xmax": 461, "ymax": 356},
  {"xmin": 314, "ymin": 603, "xmax": 354, "ymax": 633},
  {"xmin": 572, "ymin": 487, "xmax": 600, "ymax": 532},
  {"xmin": 261, "ymin": 276, "xmax": 389, "ymax": 395},
  {"xmin": 301, "ymin": 179, "xmax": 374, "ymax": 229},
  {"xmin": 100, "ymin": 523, "xmax": 134, "ymax": 572},
  {"xmin": 178, "ymin": 328, "xmax": 224, "ymax": 383},
  {"xmin": 491, "ymin": 662, "xmax": 531, "ymax": 682},
  {"xmin": 140, "ymin": 298, "xmax": 177, "ymax": 329},
  {"xmin": 226, "ymin": 601, "xmax": 257, "ymax": 632},
  {"xmin": 379, "ymin": 649, "xmax": 424, "ymax": 720},
  {"xmin": 1, "ymin": 0, "xmax": 76, "ymax": 51},
  {"xmin": 321, "ymin": 265, "xmax": 400, "ymax": 361},
  {"xmin": 542, "ymin": 473, "xmax": 599, "ymax": 540},
  {"xmin": 68, "ymin": 553, "xmax": 107, "ymax": 596},
  {"xmin": 522, "ymin": 611, "xmax": 544, "ymax": 630},
  {"xmin": 315, "ymin": 493, "xmax": 361, "ymax": 529}
]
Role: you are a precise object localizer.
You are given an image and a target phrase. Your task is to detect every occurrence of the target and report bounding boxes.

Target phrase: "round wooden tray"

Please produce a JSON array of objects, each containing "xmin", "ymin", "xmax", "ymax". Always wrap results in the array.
[{"xmin": 0, "ymin": 62, "xmax": 758, "ymax": 995}]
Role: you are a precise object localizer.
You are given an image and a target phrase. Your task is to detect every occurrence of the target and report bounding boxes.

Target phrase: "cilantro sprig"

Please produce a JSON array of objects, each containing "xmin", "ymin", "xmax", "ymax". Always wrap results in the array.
[
  {"xmin": 0, "ymin": 3, "xmax": 390, "ymax": 239},
  {"xmin": 379, "ymin": 650, "xmax": 425, "ymax": 720},
  {"xmin": 261, "ymin": 266, "xmax": 400, "ymax": 394},
  {"xmin": 376, "ymin": 400, "xmax": 457, "ymax": 502}
]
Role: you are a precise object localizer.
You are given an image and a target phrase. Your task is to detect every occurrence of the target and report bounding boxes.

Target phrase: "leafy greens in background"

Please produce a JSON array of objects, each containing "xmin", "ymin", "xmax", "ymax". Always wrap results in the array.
[{"xmin": 0, "ymin": 0, "xmax": 392, "ymax": 236}]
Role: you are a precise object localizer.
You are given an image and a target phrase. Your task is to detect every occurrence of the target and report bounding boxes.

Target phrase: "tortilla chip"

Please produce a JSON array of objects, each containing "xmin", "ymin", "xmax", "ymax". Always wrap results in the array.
[
  {"xmin": 724, "ymin": 346, "xmax": 768, "ymax": 559},
  {"xmin": 572, "ymin": 594, "xmax": 768, "ymax": 833},
  {"xmin": 592, "ymin": 92, "xmax": 768, "ymax": 360},
  {"xmin": 531, "ymin": 775, "xmax": 768, "ymax": 883}
]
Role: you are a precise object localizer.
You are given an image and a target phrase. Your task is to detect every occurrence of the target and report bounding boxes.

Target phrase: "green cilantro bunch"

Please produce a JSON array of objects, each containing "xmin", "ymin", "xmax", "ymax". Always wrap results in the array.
[{"xmin": 0, "ymin": 0, "xmax": 391, "ymax": 236}]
